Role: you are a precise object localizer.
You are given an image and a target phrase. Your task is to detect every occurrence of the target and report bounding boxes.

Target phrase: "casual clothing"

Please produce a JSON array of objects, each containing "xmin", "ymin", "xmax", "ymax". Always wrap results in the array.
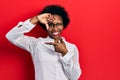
[{"xmin": 6, "ymin": 19, "xmax": 81, "ymax": 80}]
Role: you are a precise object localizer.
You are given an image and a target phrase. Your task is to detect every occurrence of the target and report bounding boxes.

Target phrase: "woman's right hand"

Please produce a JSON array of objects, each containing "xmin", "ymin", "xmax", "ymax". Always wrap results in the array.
[
  {"xmin": 37, "ymin": 13, "xmax": 54, "ymax": 30},
  {"xmin": 30, "ymin": 13, "xmax": 54, "ymax": 30}
]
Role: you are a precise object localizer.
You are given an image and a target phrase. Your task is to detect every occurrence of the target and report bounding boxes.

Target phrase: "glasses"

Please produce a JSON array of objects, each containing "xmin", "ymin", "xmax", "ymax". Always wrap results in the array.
[{"xmin": 48, "ymin": 22, "xmax": 63, "ymax": 27}]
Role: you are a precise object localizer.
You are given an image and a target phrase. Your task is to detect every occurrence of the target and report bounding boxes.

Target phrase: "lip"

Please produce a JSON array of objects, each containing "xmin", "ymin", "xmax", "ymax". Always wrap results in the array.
[{"xmin": 52, "ymin": 32, "xmax": 60, "ymax": 36}]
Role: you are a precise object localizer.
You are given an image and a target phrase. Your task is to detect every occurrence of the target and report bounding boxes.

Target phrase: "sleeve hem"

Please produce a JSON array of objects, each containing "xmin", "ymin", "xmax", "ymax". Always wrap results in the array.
[{"xmin": 59, "ymin": 51, "xmax": 73, "ymax": 64}]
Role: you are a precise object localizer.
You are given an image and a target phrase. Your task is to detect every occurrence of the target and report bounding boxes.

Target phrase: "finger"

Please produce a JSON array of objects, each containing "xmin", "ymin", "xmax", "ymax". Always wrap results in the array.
[
  {"xmin": 54, "ymin": 39, "xmax": 59, "ymax": 43},
  {"xmin": 44, "ymin": 13, "xmax": 52, "ymax": 30},
  {"xmin": 45, "ymin": 42, "xmax": 57, "ymax": 46},
  {"xmin": 47, "ymin": 13, "xmax": 51, "ymax": 18},
  {"xmin": 45, "ymin": 23, "xmax": 49, "ymax": 30},
  {"xmin": 48, "ymin": 15, "xmax": 54, "ymax": 22},
  {"xmin": 46, "ymin": 13, "xmax": 51, "ymax": 17},
  {"xmin": 50, "ymin": 16, "xmax": 55, "ymax": 22},
  {"xmin": 60, "ymin": 38, "xmax": 65, "ymax": 44}
]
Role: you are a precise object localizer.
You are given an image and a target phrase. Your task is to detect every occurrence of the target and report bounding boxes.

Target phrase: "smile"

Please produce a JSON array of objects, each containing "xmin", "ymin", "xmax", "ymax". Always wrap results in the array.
[{"xmin": 52, "ymin": 32, "xmax": 59, "ymax": 36}]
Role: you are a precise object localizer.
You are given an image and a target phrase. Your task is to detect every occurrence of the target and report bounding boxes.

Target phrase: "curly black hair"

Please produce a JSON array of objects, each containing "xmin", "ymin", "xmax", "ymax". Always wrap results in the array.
[{"xmin": 38, "ymin": 4, "xmax": 70, "ymax": 30}]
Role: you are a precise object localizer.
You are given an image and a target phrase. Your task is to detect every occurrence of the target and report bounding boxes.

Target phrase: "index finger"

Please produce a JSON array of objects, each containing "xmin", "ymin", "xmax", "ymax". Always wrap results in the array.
[{"xmin": 45, "ymin": 42, "xmax": 57, "ymax": 46}]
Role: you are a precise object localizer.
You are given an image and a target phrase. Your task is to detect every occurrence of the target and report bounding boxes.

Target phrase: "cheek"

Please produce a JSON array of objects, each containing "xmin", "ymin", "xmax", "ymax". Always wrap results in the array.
[
  {"xmin": 59, "ymin": 26, "xmax": 64, "ymax": 31},
  {"xmin": 60, "ymin": 29, "xmax": 63, "ymax": 32}
]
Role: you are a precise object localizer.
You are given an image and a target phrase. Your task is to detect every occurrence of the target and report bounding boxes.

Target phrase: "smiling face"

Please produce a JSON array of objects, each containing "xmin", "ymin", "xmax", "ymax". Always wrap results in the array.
[{"xmin": 47, "ymin": 15, "xmax": 64, "ymax": 40}]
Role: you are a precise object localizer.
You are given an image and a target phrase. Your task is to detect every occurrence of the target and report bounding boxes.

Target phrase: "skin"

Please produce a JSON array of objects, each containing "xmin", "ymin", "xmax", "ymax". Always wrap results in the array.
[{"xmin": 30, "ymin": 13, "xmax": 68, "ymax": 56}]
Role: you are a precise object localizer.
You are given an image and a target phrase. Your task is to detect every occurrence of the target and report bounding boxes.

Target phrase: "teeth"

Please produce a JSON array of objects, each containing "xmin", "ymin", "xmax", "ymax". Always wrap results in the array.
[{"xmin": 53, "ymin": 32, "xmax": 59, "ymax": 35}]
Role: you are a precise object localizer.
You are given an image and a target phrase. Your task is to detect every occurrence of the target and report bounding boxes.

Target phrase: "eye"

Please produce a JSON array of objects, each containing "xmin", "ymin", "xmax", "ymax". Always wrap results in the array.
[
  {"xmin": 56, "ymin": 23, "xmax": 63, "ymax": 26},
  {"xmin": 48, "ymin": 22, "xmax": 54, "ymax": 27}
]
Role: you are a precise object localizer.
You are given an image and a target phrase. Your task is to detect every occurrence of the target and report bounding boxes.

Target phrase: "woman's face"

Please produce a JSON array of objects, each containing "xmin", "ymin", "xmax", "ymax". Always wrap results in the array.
[{"xmin": 47, "ymin": 15, "xmax": 64, "ymax": 40}]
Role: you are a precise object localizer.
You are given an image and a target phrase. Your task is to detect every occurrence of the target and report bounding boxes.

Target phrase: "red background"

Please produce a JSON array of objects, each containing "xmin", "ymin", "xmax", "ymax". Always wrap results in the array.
[{"xmin": 0, "ymin": 0, "xmax": 120, "ymax": 80}]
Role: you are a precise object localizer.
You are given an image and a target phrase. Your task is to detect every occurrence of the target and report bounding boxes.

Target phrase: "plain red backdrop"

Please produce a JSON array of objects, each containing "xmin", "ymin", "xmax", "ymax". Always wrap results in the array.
[{"xmin": 0, "ymin": 0, "xmax": 120, "ymax": 80}]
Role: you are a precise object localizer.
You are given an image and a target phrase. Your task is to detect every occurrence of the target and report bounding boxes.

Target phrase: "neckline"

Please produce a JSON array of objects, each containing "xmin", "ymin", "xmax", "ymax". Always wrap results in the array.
[{"xmin": 45, "ymin": 36, "xmax": 65, "ymax": 42}]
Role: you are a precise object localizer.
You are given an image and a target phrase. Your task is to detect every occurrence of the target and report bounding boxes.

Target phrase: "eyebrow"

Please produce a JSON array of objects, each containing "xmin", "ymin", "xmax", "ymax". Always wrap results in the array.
[{"xmin": 53, "ymin": 21, "xmax": 63, "ymax": 23}]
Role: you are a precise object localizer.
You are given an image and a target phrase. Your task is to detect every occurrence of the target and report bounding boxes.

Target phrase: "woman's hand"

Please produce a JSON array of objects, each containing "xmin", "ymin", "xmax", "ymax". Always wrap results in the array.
[
  {"xmin": 37, "ymin": 13, "xmax": 54, "ymax": 30},
  {"xmin": 30, "ymin": 13, "xmax": 54, "ymax": 30},
  {"xmin": 45, "ymin": 39, "xmax": 68, "ymax": 56}
]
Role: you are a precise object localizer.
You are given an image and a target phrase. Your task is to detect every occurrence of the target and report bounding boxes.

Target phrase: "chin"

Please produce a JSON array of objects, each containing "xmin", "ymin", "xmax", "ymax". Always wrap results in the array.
[
  {"xmin": 53, "ymin": 36, "xmax": 59, "ymax": 39},
  {"xmin": 53, "ymin": 36, "xmax": 61, "ymax": 39},
  {"xmin": 49, "ymin": 34, "xmax": 61, "ymax": 40}
]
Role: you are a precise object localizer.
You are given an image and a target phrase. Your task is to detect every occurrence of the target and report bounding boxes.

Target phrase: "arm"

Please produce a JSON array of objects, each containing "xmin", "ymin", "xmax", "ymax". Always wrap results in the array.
[
  {"xmin": 59, "ymin": 45, "xmax": 82, "ymax": 80},
  {"xmin": 6, "ymin": 17, "xmax": 39, "ymax": 52},
  {"xmin": 6, "ymin": 13, "xmax": 55, "ymax": 52}
]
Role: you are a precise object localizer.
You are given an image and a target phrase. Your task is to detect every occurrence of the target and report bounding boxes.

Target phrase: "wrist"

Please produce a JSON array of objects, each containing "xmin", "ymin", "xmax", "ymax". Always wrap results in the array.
[
  {"xmin": 62, "ymin": 50, "xmax": 68, "ymax": 56},
  {"xmin": 30, "ymin": 16, "xmax": 39, "ymax": 24}
]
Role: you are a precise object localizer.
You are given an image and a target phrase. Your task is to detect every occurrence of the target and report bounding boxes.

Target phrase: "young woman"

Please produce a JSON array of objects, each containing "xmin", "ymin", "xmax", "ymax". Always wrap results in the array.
[{"xmin": 6, "ymin": 4, "xmax": 81, "ymax": 80}]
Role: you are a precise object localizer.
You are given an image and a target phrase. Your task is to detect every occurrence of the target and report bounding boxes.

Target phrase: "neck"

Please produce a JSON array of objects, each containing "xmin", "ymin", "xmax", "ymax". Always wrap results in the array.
[
  {"xmin": 48, "ymin": 36, "xmax": 61, "ymax": 42},
  {"xmin": 54, "ymin": 38, "xmax": 61, "ymax": 43}
]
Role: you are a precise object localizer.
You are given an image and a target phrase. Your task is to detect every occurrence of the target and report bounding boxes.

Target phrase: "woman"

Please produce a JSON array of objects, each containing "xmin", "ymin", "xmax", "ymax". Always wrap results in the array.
[{"xmin": 6, "ymin": 4, "xmax": 81, "ymax": 80}]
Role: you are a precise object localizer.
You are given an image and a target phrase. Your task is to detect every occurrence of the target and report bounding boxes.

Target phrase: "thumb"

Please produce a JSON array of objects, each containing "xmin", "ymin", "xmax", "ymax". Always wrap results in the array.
[
  {"xmin": 45, "ymin": 42, "xmax": 57, "ymax": 46},
  {"xmin": 45, "ymin": 23, "xmax": 49, "ymax": 30},
  {"xmin": 60, "ymin": 38, "xmax": 65, "ymax": 44}
]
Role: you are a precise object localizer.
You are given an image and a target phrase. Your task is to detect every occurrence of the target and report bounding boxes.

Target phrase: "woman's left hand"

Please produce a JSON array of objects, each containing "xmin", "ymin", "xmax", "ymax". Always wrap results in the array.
[{"xmin": 45, "ymin": 39, "xmax": 68, "ymax": 56}]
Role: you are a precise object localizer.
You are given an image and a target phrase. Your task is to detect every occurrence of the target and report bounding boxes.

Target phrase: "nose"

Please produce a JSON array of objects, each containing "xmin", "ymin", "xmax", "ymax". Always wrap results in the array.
[{"xmin": 52, "ymin": 25, "xmax": 58, "ymax": 31}]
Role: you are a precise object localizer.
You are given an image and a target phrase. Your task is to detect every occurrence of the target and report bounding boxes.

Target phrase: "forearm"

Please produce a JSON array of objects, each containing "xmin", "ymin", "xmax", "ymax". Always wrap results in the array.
[
  {"xmin": 59, "ymin": 46, "xmax": 81, "ymax": 80},
  {"xmin": 59, "ymin": 54, "xmax": 81, "ymax": 80},
  {"xmin": 6, "ymin": 19, "xmax": 36, "ymax": 43},
  {"xmin": 66, "ymin": 64, "xmax": 81, "ymax": 80}
]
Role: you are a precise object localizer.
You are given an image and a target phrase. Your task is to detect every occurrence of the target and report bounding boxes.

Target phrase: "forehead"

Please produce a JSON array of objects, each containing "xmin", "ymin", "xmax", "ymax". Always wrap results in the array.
[{"xmin": 52, "ymin": 15, "xmax": 63, "ymax": 23}]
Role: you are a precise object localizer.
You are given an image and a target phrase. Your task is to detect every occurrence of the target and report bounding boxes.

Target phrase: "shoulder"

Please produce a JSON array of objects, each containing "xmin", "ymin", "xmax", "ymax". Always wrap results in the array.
[
  {"xmin": 64, "ymin": 39, "xmax": 77, "ymax": 50},
  {"xmin": 62, "ymin": 37, "xmax": 75, "ymax": 46},
  {"xmin": 65, "ymin": 40, "xmax": 76, "ymax": 47}
]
